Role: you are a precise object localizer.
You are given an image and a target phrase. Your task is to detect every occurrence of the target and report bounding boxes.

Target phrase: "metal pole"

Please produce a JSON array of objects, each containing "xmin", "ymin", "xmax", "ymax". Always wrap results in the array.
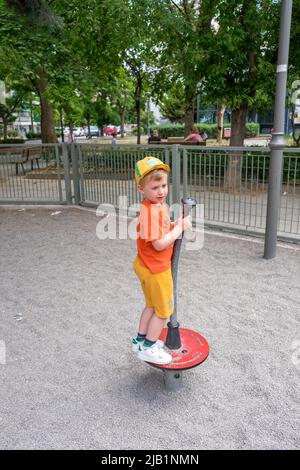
[
  {"xmin": 171, "ymin": 145, "xmax": 180, "ymax": 208},
  {"xmin": 71, "ymin": 143, "xmax": 81, "ymax": 205},
  {"xmin": 264, "ymin": 0, "xmax": 293, "ymax": 259},
  {"xmin": 285, "ymin": 91, "xmax": 289, "ymax": 134},
  {"xmin": 147, "ymin": 97, "xmax": 150, "ymax": 137},
  {"xmin": 62, "ymin": 143, "xmax": 72, "ymax": 205},
  {"xmin": 166, "ymin": 197, "xmax": 197, "ymax": 350}
]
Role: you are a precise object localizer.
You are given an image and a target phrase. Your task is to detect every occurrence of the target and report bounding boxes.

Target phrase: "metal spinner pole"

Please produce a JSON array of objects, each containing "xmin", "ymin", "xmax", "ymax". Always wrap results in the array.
[{"xmin": 164, "ymin": 197, "xmax": 197, "ymax": 391}]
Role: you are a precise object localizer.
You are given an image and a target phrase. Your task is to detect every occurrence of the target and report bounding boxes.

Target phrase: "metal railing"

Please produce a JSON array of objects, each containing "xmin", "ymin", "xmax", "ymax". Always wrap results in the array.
[
  {"xmin": 75, "ymin": 143, "xmax": 300, "ymax": 238},
  {"xmin": 182, "ymin": 146, "xmax": 270, "ymax": 231},
  {"xmin": 0, "ymin": 144, "xmax": 67, "ymax": 204},
  {"xmin": 180, "ymin": 146, "xmax": 300, "ymax": 236},
  {"xmin": 1, "ymin": 142, "xmax": 300, "ymax": 240},
  {"xmin": 76, "ymin": 143, "xmax": 171, "ymax": 207}
]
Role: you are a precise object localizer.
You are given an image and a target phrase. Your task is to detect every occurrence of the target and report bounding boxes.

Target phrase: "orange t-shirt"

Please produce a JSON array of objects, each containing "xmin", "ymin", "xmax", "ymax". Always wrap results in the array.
[{"xmin": 136, "ymin": 199, "xmax": 174, "ymax": 273}]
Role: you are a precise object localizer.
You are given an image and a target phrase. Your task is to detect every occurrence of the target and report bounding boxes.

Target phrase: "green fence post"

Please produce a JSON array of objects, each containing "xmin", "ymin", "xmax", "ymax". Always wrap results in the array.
[
  {"xmin": 62, "ymin": 143, "xmax": 72, "ymax": 205},
  {"xmin": 183, "ymin": 147, "xmax": 188, "ymax": 198},
  {"xmin": 172, "ymin": 145, "xmax": 180, "ymax": 203},
  {"xmin": 55, "ymin": 144, "xmax": 63, "ymax": 203},
  {"xmin": 71, "ymin": 143, "xmax": 81, "ymax": 205},
  {"xmin": 172, "ymin": 145, "xmax": 181, "ymax": 217}
]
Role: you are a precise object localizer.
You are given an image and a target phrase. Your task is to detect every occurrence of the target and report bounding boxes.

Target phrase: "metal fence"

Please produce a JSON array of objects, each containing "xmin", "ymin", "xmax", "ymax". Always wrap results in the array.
[
  {"xmin": 76, "ymin": 143, "xmax": 170, "ymax": 207},
  {"xmin": 0, "ymin": 144, "xmax": 69, "ymax": 204},
  {"xmin": 1, "ymin": 142, "xmax": 300, "ymax": 240},
  {"xmin": 181, "ymin": 146, "xmax": 300, "ymax": 236}
]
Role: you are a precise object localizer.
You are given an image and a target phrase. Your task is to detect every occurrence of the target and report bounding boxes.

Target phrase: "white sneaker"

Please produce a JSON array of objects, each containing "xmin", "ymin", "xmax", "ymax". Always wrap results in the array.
[
  {"xmin": 131, "ymin": 338, "xmax": 164, "ymax": 353},
  {"xmin": 137, "ymin": 343, "xmax": 172, "ymax": 365}
]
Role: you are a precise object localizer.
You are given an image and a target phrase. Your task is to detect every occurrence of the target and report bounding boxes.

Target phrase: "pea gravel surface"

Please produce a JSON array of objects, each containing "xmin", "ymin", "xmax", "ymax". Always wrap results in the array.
[{"xmin": 0, "ymin": 206, "xmax": 299, "ymax": 450}]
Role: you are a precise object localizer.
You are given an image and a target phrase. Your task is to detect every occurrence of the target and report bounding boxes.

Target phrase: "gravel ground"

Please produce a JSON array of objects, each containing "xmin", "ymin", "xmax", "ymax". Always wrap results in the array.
[{"xmin": 0, "ymin": 206, "xmax": 299, "ymax": 450}]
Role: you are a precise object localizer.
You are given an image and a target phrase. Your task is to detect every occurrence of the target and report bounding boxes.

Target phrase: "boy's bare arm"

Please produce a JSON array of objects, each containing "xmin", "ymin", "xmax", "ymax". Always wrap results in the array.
[{"xmin": 152, "ymin": 215, "xmax": 192, "ymax": 251}]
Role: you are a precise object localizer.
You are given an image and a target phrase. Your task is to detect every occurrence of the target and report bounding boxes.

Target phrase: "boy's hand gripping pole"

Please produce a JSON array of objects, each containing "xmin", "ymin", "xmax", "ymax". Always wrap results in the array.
[{"xmin": 166, "ymin": 197, "xmax": 197, "ymax": 350}]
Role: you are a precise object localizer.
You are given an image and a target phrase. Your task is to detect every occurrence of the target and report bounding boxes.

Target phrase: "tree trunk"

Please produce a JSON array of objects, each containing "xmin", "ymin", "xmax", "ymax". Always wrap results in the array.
[
  {"xmin": 3, "ymin": 117, "xmax": 8, "ymax": 139},
  {"xmin": 230, "ymin": 103, "xmax": 248, "ymax": 147},
  {"xmin": 136, "ymin": 98, "xmax": 141, "ymax": 144},
  {"xmin": 134, "ymin": 81, "xmax": 142, "ymax": 144},
  {"xmin": 184, "ymin": 102, "xmax": 195, "ymax": 136},
  {"xmin": 59, "ymin": 107, "xmax": 64, "ymax": 142},
  {"xmin": 120, "ymin": 93, "xmax": 127, "ymax": 138},
  {"xmin": 120, "ymin": 107, "xmax": 126, "ymax": 138},
  {"xmin": 225, "ymin": 103, "xmax": 248, "ymax": 191},
  {"xmin": 36, "ymin": 66, "xmax": 57, "ymax": 143},
  {"xmin": 30, "ymin": 101, "xmax": 34, "ymax": 132},
  {"xmin": 217, "ymin": 104, "xmax": 226, "ymax": 143}
]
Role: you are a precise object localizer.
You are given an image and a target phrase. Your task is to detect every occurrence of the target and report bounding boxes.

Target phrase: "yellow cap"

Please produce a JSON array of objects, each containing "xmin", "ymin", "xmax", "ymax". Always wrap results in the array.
[{"xmin": 135, "ymin": 156, "xmax": 170, "ymax": 184}]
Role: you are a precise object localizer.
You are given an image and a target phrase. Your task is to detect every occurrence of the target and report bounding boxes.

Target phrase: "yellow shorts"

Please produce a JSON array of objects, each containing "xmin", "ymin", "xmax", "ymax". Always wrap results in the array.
[{"xmin": 133, "ymin": 256, "xmax": 174, "ymax": 319}]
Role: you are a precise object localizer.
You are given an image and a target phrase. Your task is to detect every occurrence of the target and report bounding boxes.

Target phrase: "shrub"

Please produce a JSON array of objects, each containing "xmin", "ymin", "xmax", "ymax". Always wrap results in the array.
[
  {"xmin": 0, "ymin": 138, "xmax": 25, "ymax": 144},
  {"xmin": 132, "ymin": 126, "xmax": 145, "ymax": 135},
  {"xmin": 26, "ymin": 131, "xmax": 41, "ymax": 139},
  {"xmin": 26, "ymin": 131, "xmax": 61, "ymax": 139},
  {"xmin": 154, "ymin": 123, "xmax": 259, "ymax": 139}
]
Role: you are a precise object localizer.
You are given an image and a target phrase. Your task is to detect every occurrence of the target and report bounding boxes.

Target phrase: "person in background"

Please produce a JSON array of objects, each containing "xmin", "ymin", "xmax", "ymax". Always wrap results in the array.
[
  {"xmin": 183, "ymin": 127, "xmax": 203, "ymax": 143},
  {"xmin": 111, "ymin": 133, "xmax": 117, "ymax": 145},
  {"xmin": 67, "ymin": 130, "xmax": 74, "ymax": 144},
  {"xmin": 148, "ymin": 129, "xmax": 161, "ymax": 144},
  {"xmin": 200, "ymin": 130, "xmax": 208, "ymax": 142}
]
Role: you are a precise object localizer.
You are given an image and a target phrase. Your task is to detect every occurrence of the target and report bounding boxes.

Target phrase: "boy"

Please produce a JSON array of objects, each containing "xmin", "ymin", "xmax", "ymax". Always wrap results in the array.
[{"xmin": 132, "ymin": 156, "xmax": 191, "ymax": 365}]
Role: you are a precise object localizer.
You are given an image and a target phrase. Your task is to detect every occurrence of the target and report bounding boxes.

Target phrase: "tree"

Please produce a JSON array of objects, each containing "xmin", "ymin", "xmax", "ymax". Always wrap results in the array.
[
  {"xmin": 197, "ymin": 0, "xmax": 280, "ymax": 189},
  {"xmin": 1, "ymin": 1, "xmax": 126, "ymax": 143},
  {"xmin": 154, "ymin": 0, "xmax": 217, "ymax": 135},
  {"xmin": 159, "ymin": 82, "xmax": 186, "ymax": 123},
  {"xmin": 110, "ymin": 69, "xmax": 135, "ymax": 138},
  {"xmin": 287, "ymin": 0, "xmax": 300, "ymax": 147},
  {"xmin": 204, "ymin": 0, "xmax": 279, "ymax": 147},
  {"xmin": 2, "ymin": 0, "xmax": 63, "ymax": 142},
  {"xmin": 0, "ymin": 95, "xmax": 22, "ymax": 139},
  {"xmin": 217, "ymin": 104, "xmax": 226, "ymax": 143},
  {"xmin": 125, "ymin": 49, "xmax": 149, "ymax": 144},
  {"xmin": 54, "ymin": 0, "xmax": 134, "ymax": 135}
]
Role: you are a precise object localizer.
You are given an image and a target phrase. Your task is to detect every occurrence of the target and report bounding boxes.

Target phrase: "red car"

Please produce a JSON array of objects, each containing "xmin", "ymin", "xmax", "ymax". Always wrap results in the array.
[{"xmin": 103, "ymin": 126, "xmax": 117, "ymax": 136}]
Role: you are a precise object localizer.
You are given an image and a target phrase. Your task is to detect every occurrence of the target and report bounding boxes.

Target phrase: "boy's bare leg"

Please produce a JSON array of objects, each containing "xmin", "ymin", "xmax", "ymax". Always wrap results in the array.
[
  {"xmin": 138, "ymin": 306, "xmax": 155, "ymax": 335},
  {"xmin": 145, "ymin": 314, "xmax": 166, "ymax": 342}
]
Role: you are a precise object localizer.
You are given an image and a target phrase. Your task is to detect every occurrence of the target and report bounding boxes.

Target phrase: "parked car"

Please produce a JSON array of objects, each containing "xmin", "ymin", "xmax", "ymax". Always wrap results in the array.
[
  {"xmin": 116, "ymin": 126, "xmax": 126, "ymax": 136},
  {"xmin": 85, "ymin": 126, "xmax": 100, "ymax": 138},
  {"xmin": 73, "ymin": 127, "xmax": 85, "ymax": 137},
  {"xmin": 103, "ymin": 125, "xmax": 117, "ymax": 136}
]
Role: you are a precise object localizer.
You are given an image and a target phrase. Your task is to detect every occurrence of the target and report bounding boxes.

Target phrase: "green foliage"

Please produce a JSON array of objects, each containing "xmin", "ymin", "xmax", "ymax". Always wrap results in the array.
[
  {"xmin": 203, "ymin": 0, "xmax": 278, "ymax": 111},
  {"xmin": 26, "ymin": 131, "xmax": 42, "ymax": 139},
  {"xmin": 0, "ymin": 138, "xmax": 25, "ymax": 143},
  {"xmin": 1, "ymin": 0, "xmax": 299, "ymax": 147},
  {"xmin": 158, "ymin": 82, "xmax": 186, "ymax": 123},
  {"xmin": 26, "ymin": 131, "xmax": 60, "ymax": 139},
  {"xmin": 156, "ymin": 123, "xmax": 259, "ymax": 139},
  {"xmin": 132, "ymin": 126, "xmax": 145, "ymax": 135}
]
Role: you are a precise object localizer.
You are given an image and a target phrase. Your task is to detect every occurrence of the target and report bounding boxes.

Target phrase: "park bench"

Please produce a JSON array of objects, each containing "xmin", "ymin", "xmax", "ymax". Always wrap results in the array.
[
  {"xmin": 0, "ymin": 146, "xmax": 42, "ymax": 175},
  {"xmin": 149, "ymin": 136, "xmax": 207, "ymax": 146},
  {"xmin": 0, "ymin": 147, "xmax": 28, "ymax": 175},
  {"xmin": 26, "ymin": 147, "xmax": 42, "ymax": 171}
]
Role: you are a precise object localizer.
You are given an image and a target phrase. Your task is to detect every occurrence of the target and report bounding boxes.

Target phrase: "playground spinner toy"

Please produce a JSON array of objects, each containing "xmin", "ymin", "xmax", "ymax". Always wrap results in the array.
[{"xmin": 147, "ymin": 197, "xmax": 209, "ymax": 391}]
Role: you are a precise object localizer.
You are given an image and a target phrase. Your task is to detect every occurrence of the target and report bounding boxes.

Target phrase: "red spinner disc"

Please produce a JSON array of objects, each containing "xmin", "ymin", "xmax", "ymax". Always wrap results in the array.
[{"xmin": 147, "ymin": 327, "xmax": 209, "ymax": 370}]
